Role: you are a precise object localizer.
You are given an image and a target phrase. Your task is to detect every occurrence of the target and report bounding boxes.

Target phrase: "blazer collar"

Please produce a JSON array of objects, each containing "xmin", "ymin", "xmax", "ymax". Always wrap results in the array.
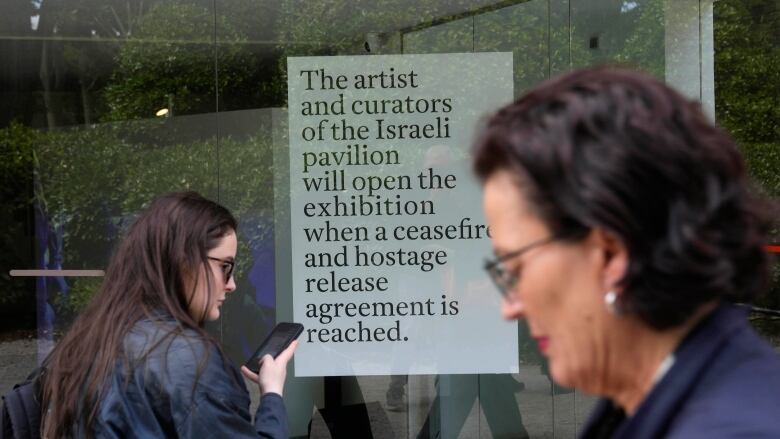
[{"xmin": 580, "ymin": 303, "xmax": 747, "ymax": 439}]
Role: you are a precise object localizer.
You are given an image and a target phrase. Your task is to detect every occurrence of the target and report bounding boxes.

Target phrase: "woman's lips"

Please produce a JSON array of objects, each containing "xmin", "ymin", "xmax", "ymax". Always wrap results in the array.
[{"xmin": 534, "ymin": 337, "xmax": 549, "ymax": 353}]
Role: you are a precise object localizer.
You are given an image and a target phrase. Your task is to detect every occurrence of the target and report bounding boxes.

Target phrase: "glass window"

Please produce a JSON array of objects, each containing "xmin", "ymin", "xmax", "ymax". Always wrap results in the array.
[
  {"xmin": 714, "ymin": 0, "xmax": 780, "ymax": 346},
  {"xmin": 1, "ymin": 1, "xmax": 740, "ymax": 438}
]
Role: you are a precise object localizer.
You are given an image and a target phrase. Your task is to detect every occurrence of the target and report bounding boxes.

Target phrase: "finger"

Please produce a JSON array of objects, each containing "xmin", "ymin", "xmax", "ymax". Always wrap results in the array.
[
  {"xmin": 241, "ymin": 365, "xmax": 259, "ymax": 383},
  {"xmin": 277, "ymin": 340, "xmax": 298, "ymax": 363},
  {"xmin": 260, "ymin": 354, "xmax": 274, "ymax": 367}
]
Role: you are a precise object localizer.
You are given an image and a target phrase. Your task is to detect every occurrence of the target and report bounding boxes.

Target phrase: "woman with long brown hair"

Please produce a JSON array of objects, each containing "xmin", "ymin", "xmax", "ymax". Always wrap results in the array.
[{"xmin": 41, "ymin": 192, "xmax": 296, "ymax": 438}]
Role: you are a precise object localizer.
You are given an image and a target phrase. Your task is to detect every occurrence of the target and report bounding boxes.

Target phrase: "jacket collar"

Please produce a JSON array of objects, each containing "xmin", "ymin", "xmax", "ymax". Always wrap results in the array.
[{"xmin": 580, "ymin": 303, "xmax": 747, "ymax": 439}]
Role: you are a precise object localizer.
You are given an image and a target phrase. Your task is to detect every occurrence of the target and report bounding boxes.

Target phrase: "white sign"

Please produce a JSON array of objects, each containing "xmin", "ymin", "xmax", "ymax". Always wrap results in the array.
[{"xmin": 287, "ymin": 53, "xmax": 517, "ymax": 376}]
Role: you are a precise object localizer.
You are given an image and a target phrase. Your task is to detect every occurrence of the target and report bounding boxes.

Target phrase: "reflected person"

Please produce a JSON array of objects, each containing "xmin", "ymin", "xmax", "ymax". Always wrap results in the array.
[
  {"xmin": 41, "ymin": 192, "xmax": 297, "ymax": 438},
  {"xmin": 475, "ymin": 66, "xmax": 780, "ymax": 437}
]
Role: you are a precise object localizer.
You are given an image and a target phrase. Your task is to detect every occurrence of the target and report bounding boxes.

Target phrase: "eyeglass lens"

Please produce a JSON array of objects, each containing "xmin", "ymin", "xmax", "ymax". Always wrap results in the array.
[{"xmin": 208, "ymin": 257, "xmax": 234, "ymax": 282}]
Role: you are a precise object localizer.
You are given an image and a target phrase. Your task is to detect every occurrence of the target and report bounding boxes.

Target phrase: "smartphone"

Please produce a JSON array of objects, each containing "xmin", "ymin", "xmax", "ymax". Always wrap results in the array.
[{"xmin": 244, "ymin": 322, "xmax": 303, "ymax": 374}]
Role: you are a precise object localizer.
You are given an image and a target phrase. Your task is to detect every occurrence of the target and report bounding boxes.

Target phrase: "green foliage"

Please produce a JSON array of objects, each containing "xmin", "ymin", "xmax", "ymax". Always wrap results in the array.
[
  {"xmin": 23, "ymin": 113, "xmax": 275, "ymax": 279},
  {"xmin": 0, "ymin": 122, "xmax": 36, "ymax": 305},
  {"xmin": 32, "ymin": 124, "xmax": 131, "ymax": 267},
  {"xmin": 740, "ymin": 142, "xmax": 780, "ymax": 199},
  {"xmin": 103, "ymin": 3, "xmax": 256, "ymax": 121},
  {"xmin": 51, "ymin": 277, "xmax": 104, "ymax": 321},
  {"xmin": 715, "ymin": 0, "xmax": 780, "ymax": 144},
  {"xmin": 569, "ymin": 0, "xmax": 665, "ymax": 78},
  {"xmin": 0, "ymin": 115, "xmax": 276, "ymax": 332},
  {"xmin": 613, "ymin": 0, "xmax": 665, "ymax": 78},
  {"xmin": 0, "ymin": 122, "xmax": 36, "ymax": 196},
  {"xmin": 713, "ymin": 0, "xmax": 780, "ymax": 333}
]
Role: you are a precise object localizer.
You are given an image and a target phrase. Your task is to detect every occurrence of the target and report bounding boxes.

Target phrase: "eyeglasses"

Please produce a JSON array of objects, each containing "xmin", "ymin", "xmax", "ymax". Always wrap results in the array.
[
  {"xmin": 208, "ymin": 256, "xmax": 235, "ymax": 283},
  {"xmin": 484, "ymin": 235, "xmax": 562, "ymax": 298}
]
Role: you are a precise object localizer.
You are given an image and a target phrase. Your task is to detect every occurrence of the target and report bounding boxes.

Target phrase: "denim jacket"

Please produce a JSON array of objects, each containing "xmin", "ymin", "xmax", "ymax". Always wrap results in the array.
[{"xmin": 81, "ymin": 316, "xmax": 288, "ymax": 438}]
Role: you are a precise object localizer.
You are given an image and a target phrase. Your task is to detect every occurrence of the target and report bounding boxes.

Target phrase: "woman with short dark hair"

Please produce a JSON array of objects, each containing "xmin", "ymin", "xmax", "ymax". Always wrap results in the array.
[
  {"xmin": 41, "ymin": 192, "xmax": 295, "ymax": 438},
  {"xmin": 475, "ymin": 66, "xmax": 780, "ymax": 437}
]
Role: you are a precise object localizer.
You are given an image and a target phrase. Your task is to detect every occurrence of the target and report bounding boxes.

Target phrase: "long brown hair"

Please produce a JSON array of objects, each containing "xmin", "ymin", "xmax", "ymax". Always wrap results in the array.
[{"xmin": 41, "ymin": 192, "xmax": 237, "ymax": 438}]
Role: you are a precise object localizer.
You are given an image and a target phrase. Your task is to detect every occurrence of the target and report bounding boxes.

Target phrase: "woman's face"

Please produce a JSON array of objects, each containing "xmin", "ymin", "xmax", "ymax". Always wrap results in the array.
[
  {"xmin": 189, "ymin": 230, "xmax": 237, "ymax": 321},
  {"xmin": 483, "ymin": 170, "xmax": 615, "ymax": 389}
]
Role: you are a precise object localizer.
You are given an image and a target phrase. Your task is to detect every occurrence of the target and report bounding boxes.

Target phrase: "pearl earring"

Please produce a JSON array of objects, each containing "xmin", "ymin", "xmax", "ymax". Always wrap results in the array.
[{"xmin": 604, "ymin": 291, "xmax": 618, "ymax": 314}]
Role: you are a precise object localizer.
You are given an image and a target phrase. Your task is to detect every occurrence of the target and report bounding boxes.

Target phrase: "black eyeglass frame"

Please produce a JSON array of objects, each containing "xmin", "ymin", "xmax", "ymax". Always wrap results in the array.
[
  {"xmin": 208, "ymin": 256, "xmax": 235, "ymax": 283},
  {"xmin": 483, "ymin": 235, "xmax": 563, "ymax": 298}
]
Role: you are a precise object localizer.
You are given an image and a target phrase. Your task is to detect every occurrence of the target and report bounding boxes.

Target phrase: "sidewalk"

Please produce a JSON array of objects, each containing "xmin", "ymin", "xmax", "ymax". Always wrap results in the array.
[{"xmin": 0, "ymin": 338, "xmax": 38, "ymax": 396}]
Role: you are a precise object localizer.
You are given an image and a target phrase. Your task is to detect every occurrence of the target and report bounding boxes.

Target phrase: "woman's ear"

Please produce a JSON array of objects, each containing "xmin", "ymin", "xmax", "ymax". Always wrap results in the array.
[{"xmin": 589, "ymin": 228, "xmax": 629, "ymax": 292}]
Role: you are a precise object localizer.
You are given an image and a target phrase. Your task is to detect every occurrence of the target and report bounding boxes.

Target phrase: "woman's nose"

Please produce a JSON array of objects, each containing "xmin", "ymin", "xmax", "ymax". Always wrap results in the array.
[
  {"xmin": 501, "ymin": 296, "xmax": 525, "ymax": 321},
  {"xmin": 226, "ymin": 276, "xmax": 237, "ymax": 293}
]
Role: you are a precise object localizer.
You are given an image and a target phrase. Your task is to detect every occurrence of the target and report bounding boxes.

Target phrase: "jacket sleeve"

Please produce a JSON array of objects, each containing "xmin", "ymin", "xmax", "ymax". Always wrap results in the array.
[
  {"xmin": 165, "ymin": 339, "xmax": 289, "ymax": 439},
  {"xmin": 179, "ymin": 390, "xmax": 288, "ymax": 439},
  {"xmin": 254, "ymin": 393, "xmax": 289, "ymax": 438}
]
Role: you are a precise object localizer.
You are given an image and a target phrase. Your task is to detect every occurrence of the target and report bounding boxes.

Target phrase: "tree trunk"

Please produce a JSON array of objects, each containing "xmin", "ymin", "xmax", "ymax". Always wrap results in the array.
[
  {"xmin": 39, "ymin": 41, "xmax": 56, "ymax": 129},
  {"xmin": 80, "ymin": 79, "xmax": 92, "ymax": 125}
]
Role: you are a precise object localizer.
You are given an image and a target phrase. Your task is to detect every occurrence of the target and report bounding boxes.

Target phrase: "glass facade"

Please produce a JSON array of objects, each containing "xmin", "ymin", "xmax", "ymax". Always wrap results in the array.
[{"xmin": 0, "ymin": 1, "xmax": 777, "ymax": 438}]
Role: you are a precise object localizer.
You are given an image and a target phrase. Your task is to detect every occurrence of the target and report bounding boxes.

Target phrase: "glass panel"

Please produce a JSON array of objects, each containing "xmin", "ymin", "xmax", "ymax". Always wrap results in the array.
[
  {"xmin": 403, "ymin": 17, "xmax": 474, "ymax": 54},
  {"xmin": 2, "ymin": 1, "xmax": 709, "ymax": 438},
  {"xmin": 0, "ymin": 0, "xmax": 219, "ymax": 356},
  {"xmin": 474, "ymin": 2, "xmax": 557, "ymax": 438},
  {"xmin": 570, "ymin": 0, "xmax": 665, "ymax": 78},
  {"xmin": 218, "ymin": 1, "xmax": 551, "ymax": 437},
  {"xmin": 474, "ymin": 0, "xmax": 549, "ymax": 97},
  {"xmin": 211, "ymin": 1, "xmax": 684, "ymax": 438},
  {"xmin": 566, "ymin": 2, "xmax": 694, "ymax": 433},
  {"xmin": 714, "ymin": 0, "xmax": 780, "ymax": 343}
]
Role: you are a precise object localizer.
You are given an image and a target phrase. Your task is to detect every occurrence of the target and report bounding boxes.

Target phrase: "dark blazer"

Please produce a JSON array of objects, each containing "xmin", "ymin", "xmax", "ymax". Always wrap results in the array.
[
  {"xmin": 581, "ymin": 304, "xmax": 780, "ymax": 438},
  {"xmin": 80, "ymin": 316, "xmax": 287, "ymax": 438}
]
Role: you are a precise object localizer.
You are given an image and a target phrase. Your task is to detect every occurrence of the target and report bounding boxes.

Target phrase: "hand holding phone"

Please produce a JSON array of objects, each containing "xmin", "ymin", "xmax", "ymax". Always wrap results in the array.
[{"xmin": 243, "ymin": 322, "xmax": 303, "ymax": 374}]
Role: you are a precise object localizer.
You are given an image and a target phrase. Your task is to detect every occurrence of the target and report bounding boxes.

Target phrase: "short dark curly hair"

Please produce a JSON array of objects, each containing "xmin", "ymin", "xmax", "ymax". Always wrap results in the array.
[{"xmin": 473, "ymin": 66, "xmax": 773, "ymax": 330}]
